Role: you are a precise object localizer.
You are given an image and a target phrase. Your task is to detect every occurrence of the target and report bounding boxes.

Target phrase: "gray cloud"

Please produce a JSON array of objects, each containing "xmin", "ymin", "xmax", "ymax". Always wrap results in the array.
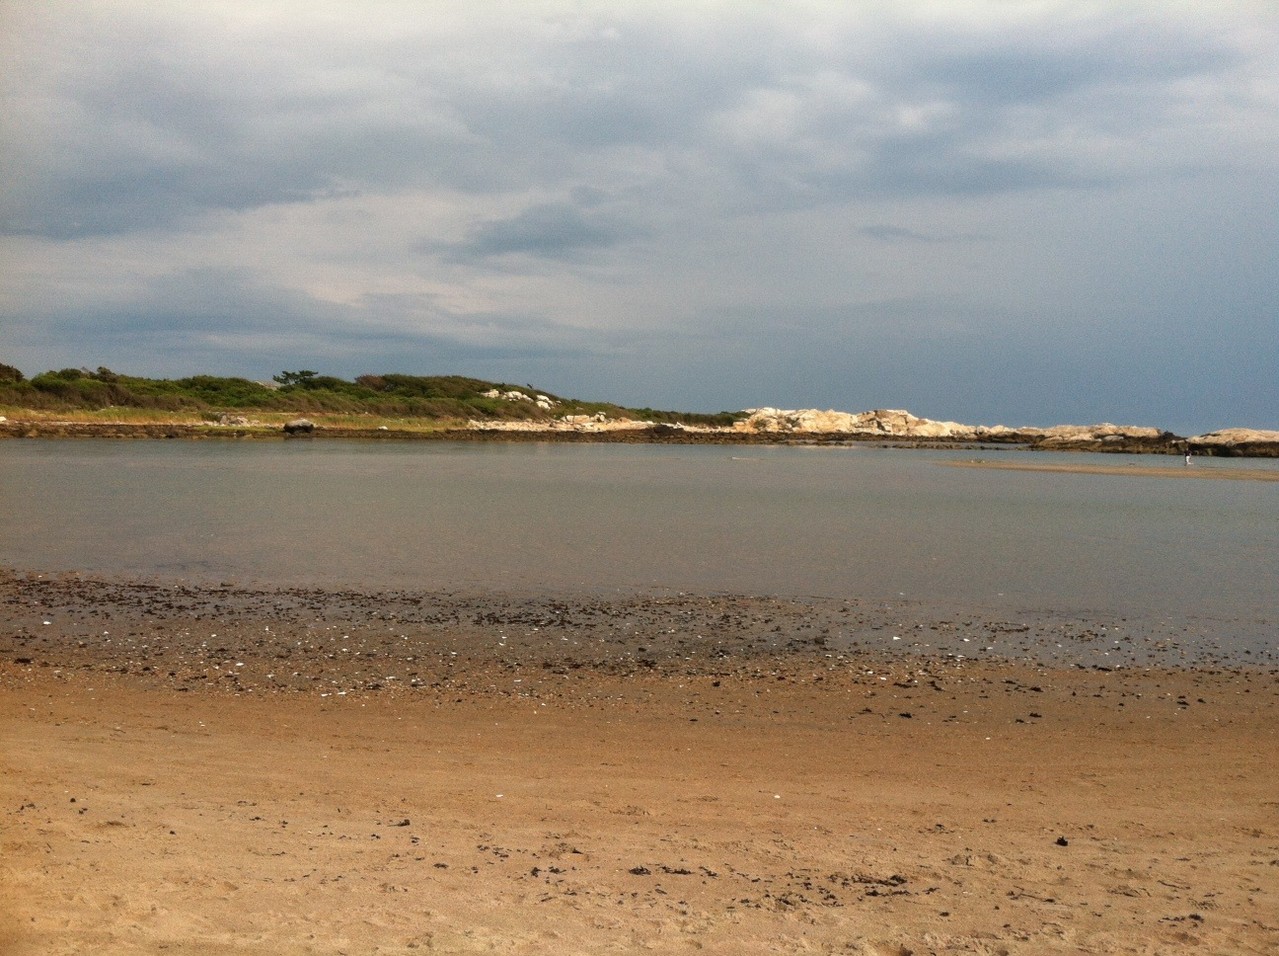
[
  {"xmin": 857, "ymin": 224, "xmax": 992, "ymax": 243},
  {"xmin": 858, "ymin": 224, "xmax": 935, "ymax": 243},
  {"xmin": 5, "ymin": 264, "xmax": 610, "ymax": 382},
  {"xmin": 1, "ymin": 2, "xmax": 1276, "ymax": 432},
  {"xmin": 5, "ymin": 3, "xmax": 1251, "ymax": 238},
  {"xmin": 441, "ymin": 202, "xmax": 646, "ymax": 262}
]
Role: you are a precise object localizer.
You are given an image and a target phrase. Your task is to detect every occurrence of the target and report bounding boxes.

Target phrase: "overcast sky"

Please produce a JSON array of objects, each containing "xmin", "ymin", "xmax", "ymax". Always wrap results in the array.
[{"xmin": 2, "ymin": 1, "xmax": 1276, "ymax": 432}]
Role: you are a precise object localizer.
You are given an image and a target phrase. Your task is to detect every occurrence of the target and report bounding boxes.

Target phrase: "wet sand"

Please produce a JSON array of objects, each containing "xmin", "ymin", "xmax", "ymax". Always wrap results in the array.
[
  {"xmin": 2, "ymin": 572, "xmax": 1277, "ymax": 955},
  {"xmin": 941, "ymin": 460, "xmax": 1279, "ymax": 482}
]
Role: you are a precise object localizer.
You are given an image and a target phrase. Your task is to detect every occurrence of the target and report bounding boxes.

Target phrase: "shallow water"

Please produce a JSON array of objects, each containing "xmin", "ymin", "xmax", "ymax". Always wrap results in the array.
[{"xmin": 2, "ymin": 439, "xmax": 1275, "ymax": 639}]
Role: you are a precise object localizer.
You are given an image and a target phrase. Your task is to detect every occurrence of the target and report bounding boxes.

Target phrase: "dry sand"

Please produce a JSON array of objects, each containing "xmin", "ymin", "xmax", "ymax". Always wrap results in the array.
[{"xmin": 2, "ymin": 573, "xmax": 1277, "ymax": 955}]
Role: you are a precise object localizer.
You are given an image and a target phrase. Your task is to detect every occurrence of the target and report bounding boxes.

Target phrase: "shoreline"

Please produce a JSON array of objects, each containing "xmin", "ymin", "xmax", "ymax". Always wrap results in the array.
[
  {"xmin": 3, "ymin": 418, "xmax": 1278, "ymax": 457},
  {"xmin": 4, "ymin": 570, "xmax": 1275, "ymax": 673},
  {"xmin": 3, "ymin": 571, "xmax": 1278, "ymax": 954}
]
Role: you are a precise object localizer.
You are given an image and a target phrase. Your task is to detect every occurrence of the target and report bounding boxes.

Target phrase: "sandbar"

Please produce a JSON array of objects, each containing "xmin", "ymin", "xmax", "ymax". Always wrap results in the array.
[{"xmin": 940, "ymin": 460, "xmax": 1279, "ymax": 481}]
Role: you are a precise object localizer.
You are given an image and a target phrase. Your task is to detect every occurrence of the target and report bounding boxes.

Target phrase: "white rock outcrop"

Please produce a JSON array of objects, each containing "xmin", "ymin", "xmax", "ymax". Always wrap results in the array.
[
  {"xmin": 481, "ymin": 389, "xmax": 558, "ymax": 410},
  {"xmin": 1037, "ymin": 423, "xmax": 1163, "ymax": 441},
  {"xmin": 733, "ymin": 407, "xmax": 977, "ymax": 439},
  {"xmin": 1190, "ymin": 428, "xmax": 1279, "ymax": 445},
  {"xmin": 468, "ymin": 415, "xmax": 654, "ymax": 433},
  {"xmin": 466, "ymin": 403, "xmax": 1276, "ymax": 453},
  {"xmin": 1026, "ymin": 423, "xmax": 1171, "ymax": 449},
  {"xmin": 1187, "ymin": 429, "xmax": 1279, "ymax": 456}
]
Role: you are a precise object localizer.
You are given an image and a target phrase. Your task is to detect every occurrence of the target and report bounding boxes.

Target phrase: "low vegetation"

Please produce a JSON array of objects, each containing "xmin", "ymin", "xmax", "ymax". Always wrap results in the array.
[{"xmin": 0, "ymin": 364, "xmax": 740, "ymax": 428}]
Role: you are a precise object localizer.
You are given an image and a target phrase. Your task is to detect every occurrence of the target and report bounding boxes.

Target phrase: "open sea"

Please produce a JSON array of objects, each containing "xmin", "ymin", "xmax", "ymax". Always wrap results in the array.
[{"xmin": 2, "ymin": 439, "xmax": 1275, "ymax": 646}]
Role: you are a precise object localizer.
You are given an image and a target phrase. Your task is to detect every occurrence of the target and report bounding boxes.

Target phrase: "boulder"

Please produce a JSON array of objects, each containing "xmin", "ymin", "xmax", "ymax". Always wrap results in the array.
[
  {"xmin": 283, "ymin": 418, "xmax": 315, "ymax": 435},
  {"xmin": 1188, "ymin": 429, "xmax": 1279, "ymax": 458}
]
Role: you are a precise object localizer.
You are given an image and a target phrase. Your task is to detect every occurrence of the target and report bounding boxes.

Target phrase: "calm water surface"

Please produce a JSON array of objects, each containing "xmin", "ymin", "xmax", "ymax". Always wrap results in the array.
[{"xmin": 2, "ymin": 440, "xmax": 1275, "ymax": 632}]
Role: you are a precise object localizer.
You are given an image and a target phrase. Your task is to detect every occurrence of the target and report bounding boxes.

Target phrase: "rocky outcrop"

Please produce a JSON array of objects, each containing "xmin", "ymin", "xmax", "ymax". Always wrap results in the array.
[
  {"xmin": 2, "ymin": 410, "xmax": 1274, "ymax": 455},
  {"xmin": 730, "ymin": 410, "xmax": 1204, "ymax": 453},
  {"xmin": 481, "ymin": 389, "xmax": 558, "ymax": 411},
  {"xmin": 468, "ymin": 414, "xmax": 658, "ymax": 434},
  {"xmin": 1188, "ymin": 429, "xmax": 1279, "ymax": 458},
  {"xmin": 468, "ymin": 407, "xmax": 1200, "ymax": 452},
  {"xmin": 1028, "ymin": 423, "xmax": 1181, "ymax": 454},
  {"xmin": 733, "ymin": 407, "xmax": 979, "ymax": 439}
]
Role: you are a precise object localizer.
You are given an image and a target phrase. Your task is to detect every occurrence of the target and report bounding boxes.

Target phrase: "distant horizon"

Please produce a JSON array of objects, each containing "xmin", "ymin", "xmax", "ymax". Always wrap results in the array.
[
  {"xmin": 3, "ymin": 3, "xmax": 1275, "ymax": 437},
  {"xmin": 1, "ymin": 360, "xmax": 1270, "ymax": 437}
]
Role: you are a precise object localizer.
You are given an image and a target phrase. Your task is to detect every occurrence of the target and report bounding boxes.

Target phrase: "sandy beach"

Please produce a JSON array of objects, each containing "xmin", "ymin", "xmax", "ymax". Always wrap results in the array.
[{"xmin": 2, "ymin": 573, "xmax": 1277, "ymax": 955}]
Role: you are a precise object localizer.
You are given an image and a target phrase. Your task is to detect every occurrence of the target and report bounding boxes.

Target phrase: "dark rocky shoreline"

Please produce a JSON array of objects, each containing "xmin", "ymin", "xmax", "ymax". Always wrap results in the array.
[
  {"xmin": 3, "ymin": 570, "xmax": 1272, "ymax": 703},
  {"xmin": 3, "ymin": 418, "xmax": 1278, "ymax": 455}
]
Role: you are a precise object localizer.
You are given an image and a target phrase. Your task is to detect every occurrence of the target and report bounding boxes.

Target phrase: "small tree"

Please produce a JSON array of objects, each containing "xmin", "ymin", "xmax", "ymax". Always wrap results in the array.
[{"xmin": 272, "ymin": 370, "xmax": 319, "ymax": 388}]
